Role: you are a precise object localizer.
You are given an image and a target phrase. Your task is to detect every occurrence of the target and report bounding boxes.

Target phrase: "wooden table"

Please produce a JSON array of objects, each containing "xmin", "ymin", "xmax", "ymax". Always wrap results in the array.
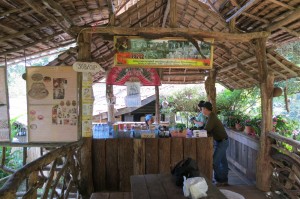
[{"xmin": 131, "ymin": 174, "xmax": 227, "ymax": 199}]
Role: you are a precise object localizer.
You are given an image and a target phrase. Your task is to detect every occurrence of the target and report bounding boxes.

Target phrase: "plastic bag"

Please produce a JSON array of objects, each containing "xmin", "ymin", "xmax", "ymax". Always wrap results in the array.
[{"xmin": 183, "ymin": 176, "xmax": 208, "ymax": 199}]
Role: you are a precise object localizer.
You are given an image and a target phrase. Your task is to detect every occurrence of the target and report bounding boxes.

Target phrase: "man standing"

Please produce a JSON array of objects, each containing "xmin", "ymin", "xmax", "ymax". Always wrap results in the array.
[{"xmin": 202, "ymin": 101, "xmax": 229, "ymax": 186}]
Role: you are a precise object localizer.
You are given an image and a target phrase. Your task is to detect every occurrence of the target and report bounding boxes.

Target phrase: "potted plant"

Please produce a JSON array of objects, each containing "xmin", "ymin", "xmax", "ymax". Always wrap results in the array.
[{"xmin": 243, "ymin": 119, "xmax": 253, "ymax": 134}]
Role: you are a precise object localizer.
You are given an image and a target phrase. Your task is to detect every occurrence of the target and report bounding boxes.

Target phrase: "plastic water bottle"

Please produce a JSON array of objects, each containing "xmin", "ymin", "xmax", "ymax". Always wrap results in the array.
[
  {"xmin": 92, "ymin": 124, "xmax": 96, "ymax": 138},
  {"xmin": 95, "ymin": 124, "xmax": 99, "ymax": 138},
  {"xmin": 104, "ymin": 124, "xmax": 109, "ymax": 138}
]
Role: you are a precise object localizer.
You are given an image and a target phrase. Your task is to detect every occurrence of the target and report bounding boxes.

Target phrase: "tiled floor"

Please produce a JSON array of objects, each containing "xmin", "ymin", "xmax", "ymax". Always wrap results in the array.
[{"xmin": 220, "ymin": 166, "xmax": 269, "ymax": 199}]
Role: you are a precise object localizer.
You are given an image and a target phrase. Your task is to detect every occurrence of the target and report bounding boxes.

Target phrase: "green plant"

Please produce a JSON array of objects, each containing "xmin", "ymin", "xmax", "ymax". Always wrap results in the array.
[{"xmin": 273, "ymin": 115, "xmax": 300, "ymax": 137}]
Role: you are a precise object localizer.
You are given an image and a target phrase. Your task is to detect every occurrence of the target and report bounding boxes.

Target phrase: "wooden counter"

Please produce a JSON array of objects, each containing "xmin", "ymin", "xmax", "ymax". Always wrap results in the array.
[{"xmin": 92, "ymin": 137, "xmax": 213, "ymax": 192}]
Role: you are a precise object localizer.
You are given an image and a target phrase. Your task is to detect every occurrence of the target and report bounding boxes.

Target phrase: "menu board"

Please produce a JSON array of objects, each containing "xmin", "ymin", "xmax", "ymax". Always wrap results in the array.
[
  {"xmin": 26, "ymin": 66, "xmax": 79, "ymax": 142},
  {"xmin": 0, "ymin": 67, "xmax": 10, "ymax": 142}
]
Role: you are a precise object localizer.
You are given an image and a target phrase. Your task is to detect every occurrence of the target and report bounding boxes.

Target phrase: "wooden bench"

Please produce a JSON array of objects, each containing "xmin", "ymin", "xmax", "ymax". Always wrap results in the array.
[{"xmin": 90, "ymin": 192, "xmax": 132, "ymax": 199}]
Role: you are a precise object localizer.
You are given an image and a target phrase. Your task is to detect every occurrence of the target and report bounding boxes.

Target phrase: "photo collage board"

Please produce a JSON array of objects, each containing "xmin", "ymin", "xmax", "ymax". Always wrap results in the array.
[
  {"xmin": 0, "ymin": 67, "xmax": 10, "ymax": 142},
  {"xmin": 27, "ymin": 66, "xmax": 79, "ymax": 142}
]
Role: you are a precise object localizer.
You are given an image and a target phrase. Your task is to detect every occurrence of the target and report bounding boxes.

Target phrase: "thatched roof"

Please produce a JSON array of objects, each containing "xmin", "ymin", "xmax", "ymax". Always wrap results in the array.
[{"xmin": 1, "ymin": 0, "xmax": 299, "ymax": 89}]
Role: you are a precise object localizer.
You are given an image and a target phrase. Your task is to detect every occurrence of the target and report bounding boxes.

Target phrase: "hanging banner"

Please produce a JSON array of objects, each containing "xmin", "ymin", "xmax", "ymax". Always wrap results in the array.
[
  {"xmin": 106, "ymin": 67, "xmax": 161, "ymax": 86},
  {"xmin": 0, "ymin": 67, "xmax": 10, "ymax": 142},
  {"xmin": 26, "ymin": 66, "xmax": 79, "ymax": 142},
  {"xmin": 114, "ymin": 36, "xmax": 214, "ymax": 69}
]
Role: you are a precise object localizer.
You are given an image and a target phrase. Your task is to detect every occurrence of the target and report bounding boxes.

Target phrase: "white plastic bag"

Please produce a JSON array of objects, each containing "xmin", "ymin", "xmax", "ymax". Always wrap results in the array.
[{"xmin": 183, "ymin": 176, "xmax": 208, "ymax": 199}]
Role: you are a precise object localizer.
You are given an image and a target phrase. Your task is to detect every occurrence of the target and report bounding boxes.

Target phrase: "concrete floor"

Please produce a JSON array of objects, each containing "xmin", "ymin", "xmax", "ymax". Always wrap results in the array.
[{"xmin": 220, "ymin": 167, "xmax": 269, "ymax": 199}]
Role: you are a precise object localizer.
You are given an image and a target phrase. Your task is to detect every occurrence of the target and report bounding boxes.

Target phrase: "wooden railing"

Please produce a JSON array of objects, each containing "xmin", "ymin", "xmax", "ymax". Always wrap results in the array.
[
  {"xmin": 268, "ymin": 133, "xmax": 300, "ymax": 199},
  {"xmin": 0, "ymin": 140, "xmax": 84, "ymax": 199},
  {"xmin": 226, "ymin": 128, "xmax": 259, "ymax": 183}
]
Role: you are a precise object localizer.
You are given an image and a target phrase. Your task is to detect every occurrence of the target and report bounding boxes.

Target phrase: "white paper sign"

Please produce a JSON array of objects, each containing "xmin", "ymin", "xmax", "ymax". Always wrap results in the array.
[
  {"xmin": 72, "ymin": 62, "xmax": 104, "ymax": 73},
  {"xmin": 27, "ymin": 66, "xmax": 79, "ymax": 142}
]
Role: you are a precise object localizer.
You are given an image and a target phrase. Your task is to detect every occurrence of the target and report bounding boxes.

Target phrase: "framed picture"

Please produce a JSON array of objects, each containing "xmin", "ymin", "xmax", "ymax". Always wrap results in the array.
[
  {"xmin": 0, "ymin": 67, "xmax": 10, "ymax": 142},
  {"xmin": 26, "ymin": 66, "xmax": 79, "ymax": 142}
]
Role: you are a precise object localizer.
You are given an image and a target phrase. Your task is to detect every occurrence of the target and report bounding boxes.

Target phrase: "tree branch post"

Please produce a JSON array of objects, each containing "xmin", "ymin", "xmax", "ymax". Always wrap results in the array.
[
  {"xmin": 255, "ymin": 38, "xmax": 274, "ymax": 192},
  {"xmin": 77, "ymin": 32, "xmax": 94, "ymax": 198},
  {"xmin": 205, "ymin": 69, "xmax": 217, "ymax": 113}
]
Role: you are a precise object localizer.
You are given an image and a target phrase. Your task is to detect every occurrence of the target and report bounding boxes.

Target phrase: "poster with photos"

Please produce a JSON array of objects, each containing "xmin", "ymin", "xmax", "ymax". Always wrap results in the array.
[
  {"xmin": 26, "ymin": 66, "xmax": 78, "ymax": 142},
  {"xmin": 0, "ymin": 67, "xmax": 10, "ymax": 142}
]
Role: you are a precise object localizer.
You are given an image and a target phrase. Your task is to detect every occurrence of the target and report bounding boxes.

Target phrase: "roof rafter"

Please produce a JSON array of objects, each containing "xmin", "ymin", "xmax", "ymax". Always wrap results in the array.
[
  {"xmin": 41, "ymin": 0, "xmax": 74, "ymax": 26},
  {"xmin": 226, "ymin": 0, "xmax": 257, "ymax": 22},
  {"xmin": 266, "ymin": 7, "xmax": 300, "ymax": 31},
  {"xmin": 266, "ymin": 53, "xmax": 298, "ymax": 76},
  {"xmin": 0, "ymin": 31, "xmax": 65, "ymax": 56},
  {"xmin": 0, "ymin": 21, "xmax": 53, "ymax": 43},
  {"xmin": 23, "ymin": 0, "xmax": 75, "ymax": 37},
  {"xmin": 265, "ymin": 0, "xmax": 295, "ymax": 10}
]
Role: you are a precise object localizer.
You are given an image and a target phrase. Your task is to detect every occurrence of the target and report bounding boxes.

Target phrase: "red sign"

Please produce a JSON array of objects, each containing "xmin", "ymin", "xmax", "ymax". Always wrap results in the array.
[{"xmin": 106, "ymin": 67, "xmax": 161, "ymax": 86}]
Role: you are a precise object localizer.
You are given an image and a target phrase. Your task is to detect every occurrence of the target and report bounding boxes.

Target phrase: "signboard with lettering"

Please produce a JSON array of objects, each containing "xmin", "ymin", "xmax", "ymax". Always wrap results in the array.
[
  {"xmin": 114, "ymin": 36, "xmax": 214, "ymax": 69},
  {"xmin": 73, "ymin": 62, "xmax": 104, "ymax": 73}
]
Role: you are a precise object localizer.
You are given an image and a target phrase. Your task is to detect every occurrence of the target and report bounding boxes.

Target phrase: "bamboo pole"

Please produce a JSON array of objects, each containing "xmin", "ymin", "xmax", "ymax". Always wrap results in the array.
[
  {"xmin": 77, "ymin": 32, "xmax": 94, "ymax": 198},
  {"xmin": 255, "ymin": 38, "xmax": 274, "ymax": 192}
]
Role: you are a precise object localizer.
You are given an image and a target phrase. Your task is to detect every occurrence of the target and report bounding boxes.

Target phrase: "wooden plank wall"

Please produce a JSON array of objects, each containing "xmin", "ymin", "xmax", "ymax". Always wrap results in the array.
[
  {"xmin": 92, "ymin": 137, "xmax": 213, "ymax": 192},
  {"xmin": 226, "ymin": 129, "xmax": 259, "ymax": 181}
]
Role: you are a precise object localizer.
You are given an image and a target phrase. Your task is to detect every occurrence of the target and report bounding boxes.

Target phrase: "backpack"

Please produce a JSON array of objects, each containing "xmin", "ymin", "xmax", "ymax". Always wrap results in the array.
[{"xmin": 171, "ymin": 157, "xmax": 200, "ymax": 186}]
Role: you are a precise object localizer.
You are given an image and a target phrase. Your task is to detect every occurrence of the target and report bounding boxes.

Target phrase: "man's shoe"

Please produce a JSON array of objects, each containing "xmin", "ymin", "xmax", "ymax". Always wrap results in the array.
[{"xmin": 215, "ymin": 182, "xmax": 229, "ymax": 187}]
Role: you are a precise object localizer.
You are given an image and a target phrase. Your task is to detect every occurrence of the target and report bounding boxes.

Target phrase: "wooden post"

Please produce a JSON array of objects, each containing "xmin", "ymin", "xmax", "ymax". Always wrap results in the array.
[
  {"xmin": 155, "ymin": 86, "xmax": 160, "ymax": 124},
  {"xmin": 170, "ymin": 0, "xmax": 177, "ymax": 28},
  {"xmin": 255, "ymin": 38, "xmax": 274, "ymax": 192},
  {"xmin": 77, "ymin": 32, "xmax": 94, "ymax": 198},
  {"xmin": 204, "ymin": 69, "xmax": 217, "ymax": 113},
  {"xmin": 106, "ymin": 83, "xmax": 115, "ymax": 123}
]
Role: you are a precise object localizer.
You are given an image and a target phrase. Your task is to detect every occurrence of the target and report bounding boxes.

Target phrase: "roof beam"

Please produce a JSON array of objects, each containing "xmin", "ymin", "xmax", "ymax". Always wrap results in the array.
[
  {"xmin": 266, "ymin": 7, "xmax": 300, "ymax": 31},
  {"xmin": 0, "ymin": 41, "xmax": 75, "ymax": 66},
  {"xmin": 268, "ymin": 67, "xmax": 287, "ymax": 80},
  {"xmin": 0, "ymin": 5, "xmax": 28, "ymax": 18},
  {"xmin": 23, "ymin": 0, "xmax": 75, "ymax": 37},
  {"xmin": 162, "ymin": 73, "xmax": 205, "ymax": 78},
  {"xmin": 265, "ymin": 0, "xmax": 295, "ymax": 10},
  {"xmin": 41, "ymin": 0, "xmax": 74, "ymax": 26},
  {"xmin": 226, "ymin": 0, "xmax": 257, "ymax": 22},
  {"xmin": 219, "ymin": 56, "xmax": 256, "ymax": 72},
  {"xmin": 0, "ymin": 21, "xmax": 53, "ymax": 43},
  {"xmin": 280, "ymin": 27, "xmax": 300, "ymax": 38},
  {"xmin": 106, "ymin": 0, "xmax": 115, "ymax": 25},
  {"xmin": 236, "ymin": 63, "xmax": 259, "ymax": 83},
  {"xmin": 0, "ymin": 31, "xmax": 64, "ymax": 56},
  {"xmin": 71, "ymin": 27, "xmax": 270, "ymax": 42},
  {"xmin": 266, "ymin": 53, "xmax": 298, "ymax": 76},
  {"xmin": 169, "ymin": 0, "xmax": 177, "ymax": 27},
  {"xmin": 162, "ymin": 0, "xmax": 170, "ymax": 27}
]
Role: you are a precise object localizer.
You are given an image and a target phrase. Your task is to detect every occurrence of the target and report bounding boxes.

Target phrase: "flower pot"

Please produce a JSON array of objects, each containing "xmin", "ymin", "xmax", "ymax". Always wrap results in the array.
[
  {"xmin": 235, "ymin": 123, "xmax": 243, "ymax": 131},
  {"xmin": 244, "ymin": 126, "xmax": 252, "ymax": 134}
]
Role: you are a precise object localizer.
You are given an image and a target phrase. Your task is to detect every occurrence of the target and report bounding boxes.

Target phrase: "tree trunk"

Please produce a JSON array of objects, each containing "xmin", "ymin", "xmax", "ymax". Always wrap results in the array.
[
  {"xmin": 255, "ymin": 38, "xmax": 274, "ymax": 192},
  {"xmin": 77, "ymin": 32, "xmax": 94, "ymax": 198},
  {"xmin": 106, "ymin": 83, "xmax": 115, "ymax": 123},
  {"xmin": 204, "ymin": 69, "xmax": 217, "ymax": 113},
  {"xmin": 155, "ymin": 86, "xmax": 160, "ymax": 124}
]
